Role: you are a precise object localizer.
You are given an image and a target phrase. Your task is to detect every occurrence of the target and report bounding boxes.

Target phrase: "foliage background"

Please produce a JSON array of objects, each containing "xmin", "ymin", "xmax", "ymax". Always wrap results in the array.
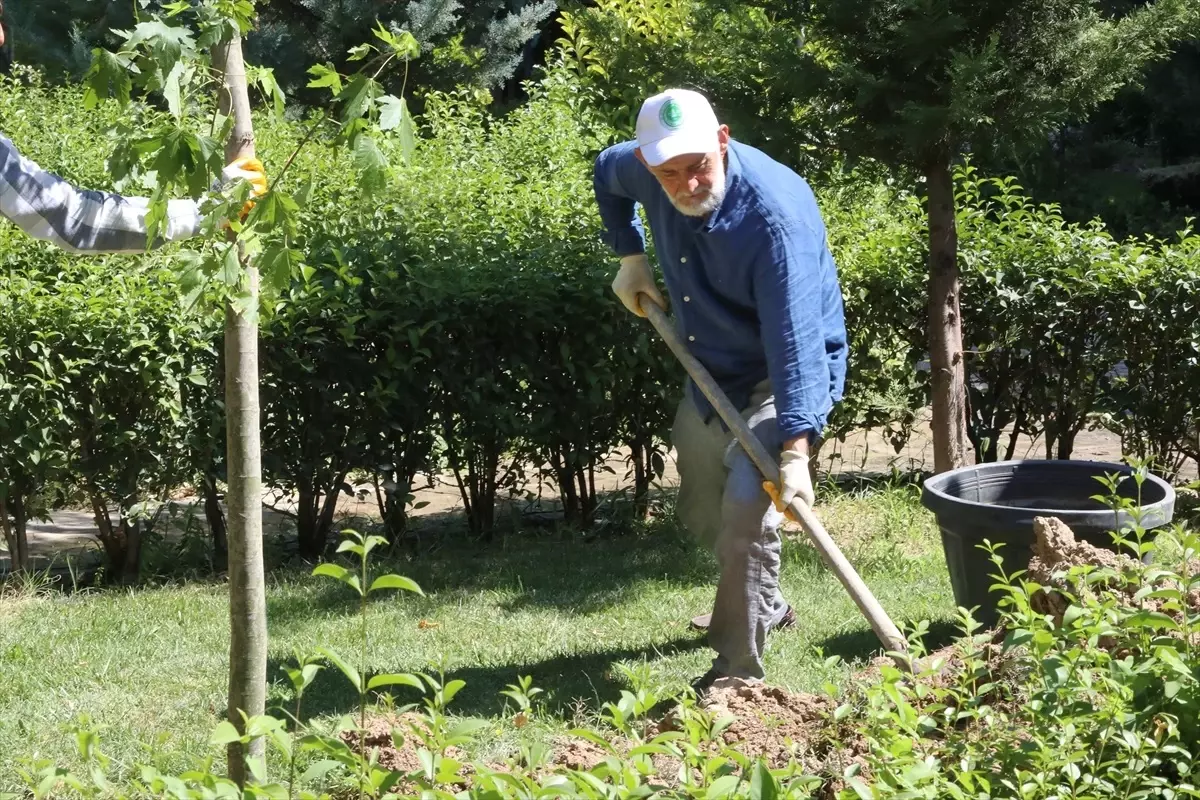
[{"xmin": 3, "ymin": 54, "xmax": 1198, "ymax": 573}]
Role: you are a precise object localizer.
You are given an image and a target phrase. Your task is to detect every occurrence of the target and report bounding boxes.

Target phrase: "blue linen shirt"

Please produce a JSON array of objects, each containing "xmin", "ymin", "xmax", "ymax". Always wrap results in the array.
[{"xmin": 593, "ymin": 138, "xmax": 848, "ymax": 442}]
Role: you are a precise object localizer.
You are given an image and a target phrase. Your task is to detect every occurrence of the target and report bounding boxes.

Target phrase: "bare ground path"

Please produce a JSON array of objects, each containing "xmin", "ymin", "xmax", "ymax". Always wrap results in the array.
[{"xmin": 5, "ymin": 412, "xmax": 1192, "ymax": 576}]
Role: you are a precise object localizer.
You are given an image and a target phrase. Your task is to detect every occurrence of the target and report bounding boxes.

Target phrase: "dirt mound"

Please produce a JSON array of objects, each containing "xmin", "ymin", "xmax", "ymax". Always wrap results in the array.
[
  {"xmin": 1027, "ymin": 515, "xmax": 1140, "ymax": 621},
  {"xmin": 1030, "ymin": 514, "xmax": 1137, "ymax": 573},
  {"xmin": 1025, "ymin": 514, "xmax": 1200, "ymax": 637},
  {"xmin": 552, "ymin": 735, "xmax": 612, "ymax": 771},
  {"xmin": 699, "ymin": 679, "xmax": 836, "ymax": 768},
  {"xmin": 339, "ymin": 713, "xmax": 469, "ymax": 781}
]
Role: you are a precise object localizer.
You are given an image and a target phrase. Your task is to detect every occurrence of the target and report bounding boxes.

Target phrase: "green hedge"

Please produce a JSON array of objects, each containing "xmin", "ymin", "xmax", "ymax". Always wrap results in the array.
[{"xmin": 2, "ymin": 72, "xmax": 1198, "ymax": 576}]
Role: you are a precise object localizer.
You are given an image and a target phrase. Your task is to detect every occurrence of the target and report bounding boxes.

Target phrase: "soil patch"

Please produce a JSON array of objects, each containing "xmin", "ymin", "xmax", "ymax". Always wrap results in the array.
[
  {"xmin": 552, "ymin": 735, "xmax": 611, "ymax": 771},
  {"xmin": 339, "ymin": 713, "xmax": 469, "ymax": 781},
  {"xmin": 699, "ymin": 679, "xmax": 838, "ymax": 769}
]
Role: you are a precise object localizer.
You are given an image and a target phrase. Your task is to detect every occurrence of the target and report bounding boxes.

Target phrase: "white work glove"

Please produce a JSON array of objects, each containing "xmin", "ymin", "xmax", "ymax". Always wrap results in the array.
[
  {"xmin": 611, "ymin": 253, "xmax": 666, "ymax": 318},
  {"xmin": 777, "ymin": 450, "xmax": 815, "ymax": 510}
]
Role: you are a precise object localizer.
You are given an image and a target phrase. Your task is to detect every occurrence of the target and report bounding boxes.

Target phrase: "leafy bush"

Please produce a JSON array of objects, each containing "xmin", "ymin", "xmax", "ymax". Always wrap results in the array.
[
  {"xmin": 819, "ymin": 175, "xmax": 928, "ymax": 455},
  {"xmin": 954, "ymin": 167, "xmax": 1200, "ymax": 474},
  {"xmin": 956, "ymin": 168, "xmax": 1128, "ymax": 463},
  {"xmin": 1102, "ymin": 229, "xmax": 1200, "ymax": 475},
  {"xmin": 4, "ymin": 64, "xmax": 1200, "ymax": 579},
  {"xmin": 0, "ymin": 255, "xmax": 216, "ymax": 579}
]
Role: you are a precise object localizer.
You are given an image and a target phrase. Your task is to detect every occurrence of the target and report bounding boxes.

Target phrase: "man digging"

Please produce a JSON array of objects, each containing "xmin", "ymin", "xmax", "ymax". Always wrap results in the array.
[{"xmin": 593, "ymin": 88, "xmax": 848, "ymax": 693}]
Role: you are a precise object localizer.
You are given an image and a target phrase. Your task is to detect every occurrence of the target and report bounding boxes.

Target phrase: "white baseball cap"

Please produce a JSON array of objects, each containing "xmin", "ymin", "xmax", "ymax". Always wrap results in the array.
[{"xmin": 635, "ymin": 89, "xmax": 720, "ymax": 167}]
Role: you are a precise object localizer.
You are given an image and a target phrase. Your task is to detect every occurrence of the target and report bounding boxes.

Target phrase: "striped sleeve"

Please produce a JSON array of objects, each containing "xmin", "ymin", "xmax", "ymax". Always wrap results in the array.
[{"xmin": 0, "ymin": 133, "xmax": 201, "ymax": 254}]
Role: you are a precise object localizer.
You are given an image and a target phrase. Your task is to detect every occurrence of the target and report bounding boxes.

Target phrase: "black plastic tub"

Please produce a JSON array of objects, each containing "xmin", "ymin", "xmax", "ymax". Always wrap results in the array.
[{"xmin": 921, "ymin": 460, "xmax": 1175, "ymax": 628}]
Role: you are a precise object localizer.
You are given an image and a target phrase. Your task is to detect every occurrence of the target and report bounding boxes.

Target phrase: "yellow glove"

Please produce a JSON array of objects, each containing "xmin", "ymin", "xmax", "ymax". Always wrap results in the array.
[
  {"xmin": 612, "ymin": 254, "xmax": 666, "ymax": 318},
  {"xmin": 763, "ymin": 451, "xmax": 814, "ymax": 521},
  {"xmin": 221, "ymin": 156, "xmax": 268, "ymax": 220}
]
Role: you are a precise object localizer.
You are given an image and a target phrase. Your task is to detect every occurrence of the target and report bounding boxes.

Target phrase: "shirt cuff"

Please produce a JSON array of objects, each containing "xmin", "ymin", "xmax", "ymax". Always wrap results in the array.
[
  {"xmin": 777, "ymin": 413, "xmax": 825, "ymax": 443},
  {"xmin": 610, "ymin": 228, "xmax": 646, "ymax": 258}
]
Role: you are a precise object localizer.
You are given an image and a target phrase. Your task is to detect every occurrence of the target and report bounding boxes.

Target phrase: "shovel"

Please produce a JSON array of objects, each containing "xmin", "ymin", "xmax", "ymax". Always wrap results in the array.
[{"xmin": 637, "ymin": 296, "xmax": 910, "ymax": 664}]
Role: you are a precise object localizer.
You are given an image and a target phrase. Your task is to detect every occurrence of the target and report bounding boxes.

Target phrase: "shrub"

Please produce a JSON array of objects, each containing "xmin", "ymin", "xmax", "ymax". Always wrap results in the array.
[
  {"xmin": 954, "ymin": 168, "xmax": 1200, "ymax": 473},
  {"xmin": 819, "ymin": 175, "xmax": 928, "ymax": 456},
  {"xmin": 4, "ymin": 65, "xmax": 1199, "ymax": 580},
  {"xmin": 0, "ymin": 269, "xmax": 77, "ymax": 572},
  {"xmin": 1102, "ymin": 229, "xmax": 1200, "ymax": 477},
  {"xmin": 0, "ymin": 254, "xmax": 216, "ymax": 580},
  {"xmin": 956, "ymin": 169, "xmax": 1128, "ymax": 463}
]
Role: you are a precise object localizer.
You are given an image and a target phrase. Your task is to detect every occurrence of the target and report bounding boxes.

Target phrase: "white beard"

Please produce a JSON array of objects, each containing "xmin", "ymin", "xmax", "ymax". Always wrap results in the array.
[{"xmin": 669, "ymin": 159, "xmax": 727, "ymax": 218}]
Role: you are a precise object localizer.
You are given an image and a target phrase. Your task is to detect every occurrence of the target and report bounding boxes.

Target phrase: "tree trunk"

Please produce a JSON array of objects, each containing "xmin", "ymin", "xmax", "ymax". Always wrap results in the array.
[
  {"xmin": 203, "ymin": 472, "xmax": 229, "ymax": 570},
  {"xmin": 2, "ymin": 495, "xmax": 29, "ymax": 573},
  {"xmin": 13, "ymin": 499, "xmax": 28, "ymax": 574},
  {"xmin": 1056, "ymin": 428, "xmax": 1077, "ymax": 461},
  {"xmin": 925, "ymin": 159, "xmax": 968, "ymax": 474},
  {"xmin": 317, "ymin": 471, "xmax": 346, "ymax": 549},
  {"xmin": 90, "ymin": 492, "xmax": 123, "ymax": 577},
  {"xmin": 214, "ymin": 33, "xmax": 267, "ymax": 786},
  {"xmin": 632, "ymin": 443, "xmax": 649, "ymax": 520},
  {"xmin": 1, "ymin": 497, "xmax": 16, "ymax": 572},
  {"xmin": 120, "ymin": 518, "xmax": 143, "ymax": 584},
  {"xmin": 296, "ymin": 482, "xmax": 321, "ymax": 559},
  {"xmin": 552, "ymin": 450, "xmax": 578, "ymax": 524}
]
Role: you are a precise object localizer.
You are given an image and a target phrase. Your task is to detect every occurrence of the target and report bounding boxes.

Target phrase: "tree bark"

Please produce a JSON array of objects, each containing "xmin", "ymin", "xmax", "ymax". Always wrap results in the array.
[
  {"xmin": 2, "ymin": 495, "xmax": 29, "ymax": 573},
  {"xmin": 925, "ymin": 159, "xmax": 968, "ymax": 474},
  {"xmin": 89, "ymin": 492, "xmax": 122, "ymax": 576},
  {"xmin": 214, "ymin": 33, "xmax": 267, "ymax": 786},
  {"xmin": 120, "ymin": 518, "xmax": 143, "ymax": 585},
  {"xmin": 0, "ymin": 497, "xmax": 15, "ymax": 570},
  {"xmin": 13, "ymin": 498, "xmax": 28, "ymax": 574},
  {"xmin": 632, "ymin": 443, "xmax": 648, "ymax": 520},
  {"xmin": 202, "ymin": 472, "xmax": 228, "ymax": 570}
]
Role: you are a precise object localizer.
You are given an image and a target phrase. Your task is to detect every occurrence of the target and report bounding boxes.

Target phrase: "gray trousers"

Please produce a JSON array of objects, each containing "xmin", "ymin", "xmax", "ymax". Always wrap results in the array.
[{"xmin": 671, "ymin": 379, "xmax": 790, "ymax": 679}]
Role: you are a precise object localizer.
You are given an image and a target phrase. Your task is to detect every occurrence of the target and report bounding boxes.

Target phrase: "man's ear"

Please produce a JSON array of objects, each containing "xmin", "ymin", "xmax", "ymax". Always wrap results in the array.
[
  {"xmin": 634, "ymin": 147, "xmax": 647, "ymax": 167},
  {"xmin": 717, "ymin": 124, "xmax": 730, "ymax": 156}
]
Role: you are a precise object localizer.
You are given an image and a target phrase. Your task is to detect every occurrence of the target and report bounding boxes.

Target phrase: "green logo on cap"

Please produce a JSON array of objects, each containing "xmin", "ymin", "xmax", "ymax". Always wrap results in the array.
[{"xmin": 659, "ymin": 98, "xmax": 684, "ymax": 129}]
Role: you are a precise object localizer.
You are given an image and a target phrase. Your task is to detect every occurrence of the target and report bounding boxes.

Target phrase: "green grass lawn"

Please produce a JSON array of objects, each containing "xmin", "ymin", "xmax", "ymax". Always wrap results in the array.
[{"xmin": 0, "ymin": 481, "xmax": 955, "ymax": 788}]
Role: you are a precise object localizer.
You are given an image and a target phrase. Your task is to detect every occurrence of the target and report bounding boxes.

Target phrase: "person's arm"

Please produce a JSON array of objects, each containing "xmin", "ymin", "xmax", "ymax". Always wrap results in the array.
[
  {"xmin": 592, "ymin": 141, "xmax": 648, "ymax": 257},
  {"xmin": 594, "ymin": 141, "xmax": 667, "ymax": 316},
  {"xmin": 753, "ymin": 220, "xmax": 838, "ymax": 450},
  {"xmin": 0, "ymin": 133, "xmax": 201, "ymax": 254},
  {"xmin": 820, "ymin": 246, "xmax": 849, "ymax": 408}
]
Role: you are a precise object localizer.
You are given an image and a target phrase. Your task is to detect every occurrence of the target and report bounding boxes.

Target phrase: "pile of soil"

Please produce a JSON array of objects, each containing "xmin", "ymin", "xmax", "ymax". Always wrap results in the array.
[
  {"xmin": 1025, "ymin": 515, "xmax": 1141, "ymax": 621},
  {"xmin": 340, "ymin": 713, "xmax": 470, "ymax": 782},
  {"xmin": 1026, "ymin": 514, "xmax": 1200, "ymax": 626},
  {"xmin": 700, "ymin": 679, "xmax": 837, "ymax": 767},
  {"xmin": 545, "ymin": 679, "xmax": 860, "ymax": 796},
  {"xmin": 552, "ymin": 736, "xmax": 611, "ymax": 771}
]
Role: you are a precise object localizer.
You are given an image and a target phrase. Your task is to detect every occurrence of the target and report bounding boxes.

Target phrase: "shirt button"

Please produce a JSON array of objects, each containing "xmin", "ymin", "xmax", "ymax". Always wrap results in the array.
[
  {"xmin": 688, "ymin": 335, "xmax": 695, "ymax": 342},
  {"xmin": 680, "ymin": 257, "xmax": 687, "ymax": 263},
  {"xmin": 684, "ymin": 296, "xmax": 691, "ymax": 302}
]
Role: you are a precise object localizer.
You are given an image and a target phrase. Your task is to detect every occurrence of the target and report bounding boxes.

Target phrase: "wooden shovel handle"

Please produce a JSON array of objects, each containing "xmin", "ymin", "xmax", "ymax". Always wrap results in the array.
[{"xmin": 638, "ymin": 296, "xmax": 910, "ymax": 664}]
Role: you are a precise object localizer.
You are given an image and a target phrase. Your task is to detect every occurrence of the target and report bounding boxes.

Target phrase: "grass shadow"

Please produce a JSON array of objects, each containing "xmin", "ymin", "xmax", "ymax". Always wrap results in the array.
[
  {"xmin": 271, "ymin": 635, "xmax": 707, "ymax": 723},
  {"xmin": 816, "ymin": 618, "xmax": 962, "ymax": 665},
  {"xmin": 267, "ymin": 522, "xmax": 716, "ymax": 628}
]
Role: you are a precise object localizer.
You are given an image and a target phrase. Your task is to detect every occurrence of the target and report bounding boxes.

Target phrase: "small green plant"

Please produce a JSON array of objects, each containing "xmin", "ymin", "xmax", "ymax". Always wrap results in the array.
[
  {"xmin": 596, "ymin": 661, "xmax": 666, "ymax": 739},
  {"xmin": 309, "ymin": 527, "xmax": 423, "ymax": 795},
  {"xmin": 500, "ymin": 673, "xmax": 545, "ymax": 727}
]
